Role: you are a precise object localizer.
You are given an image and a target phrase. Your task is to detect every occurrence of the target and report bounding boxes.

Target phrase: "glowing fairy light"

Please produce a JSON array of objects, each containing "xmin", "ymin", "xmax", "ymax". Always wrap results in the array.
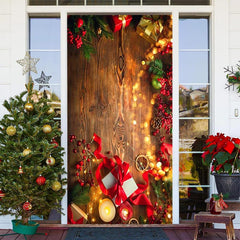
[
  {"xmin": 133, "ymin": 120, "xmax": 137, "ymax": 125},
  {"xmin": 141, "ymin": 60, "xmax": 146, "ymax": 65},
  {"xmin": 144, "ymin": 137, "xmax": 150, "ymax": 144},
  {"xmin": 144, "ymin": 122, "xmax": 148, "ymax": 128}
]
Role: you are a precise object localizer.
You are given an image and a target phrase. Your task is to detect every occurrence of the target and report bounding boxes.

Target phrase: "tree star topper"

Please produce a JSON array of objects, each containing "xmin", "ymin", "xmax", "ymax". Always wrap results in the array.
[
  {"xmin": 16, "ymin": 52, "xmax": 40, "ymax": 75},
  {"xmin": 34, "ymin": 71, "xmax": 52, "ymax": 90}
]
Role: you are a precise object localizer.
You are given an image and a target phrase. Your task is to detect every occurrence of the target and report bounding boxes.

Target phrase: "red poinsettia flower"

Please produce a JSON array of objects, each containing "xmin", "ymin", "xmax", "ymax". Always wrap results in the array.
[{"xmin": 202, "ymin": 133, "xmax": 240, "ymax": 174}]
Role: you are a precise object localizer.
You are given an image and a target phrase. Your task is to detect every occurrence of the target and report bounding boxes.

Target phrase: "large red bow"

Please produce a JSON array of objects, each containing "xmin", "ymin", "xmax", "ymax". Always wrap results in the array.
[{"xmin": 93, "ymin": 133, "xmax": 154, "ymax": 219}]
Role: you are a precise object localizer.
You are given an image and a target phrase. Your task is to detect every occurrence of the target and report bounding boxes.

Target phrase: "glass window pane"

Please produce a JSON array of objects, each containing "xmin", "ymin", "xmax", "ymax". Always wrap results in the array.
[
  {"xmin": 179, "ymin": 85, "xmax": 209, "ymax": 117},
  {"xmin": 179, "ymin": 153, "xmax": 209, "ymax": 186},
  {"xmin": 180, "ymin": 187, "xmax": 209, "ymax": 220},
  {"xmin": 30, "ymin": 18, "xmax": 60, "ymax": 50},
  {"xmin": 179, "ymin": 119, "xmax": 209, "ymax": 151},
  {"xmin": 172, "ymin": 0, "xmax": 209, "ymax": 5},
  {"xmin": 115, "ymin": 0, "xmax": 140, "ymax": 4},
  {"xmin": 30, "ymin": 51, "xmax": 61, "ymax": 85},
  {"xmin": 179, "ymin": 18, "xmax": 208, "ymax": 49},
  {"xmin": 143, "ymin": 0, "xmax": 168, "ymax": 5},
  {"xmin": 29, "ymin": 0, "xmax": 56, "ymax": 5},
  {"xmin": 59, "ymin": 0, "xmax": 84, "ymax": 4},
  {"xmin": 87, "ymin": 0, "xmax": 112, "ymax": 4},
  {"xmin": 179, "ymin": 51, "xmax": 209, "ymax": 83}
]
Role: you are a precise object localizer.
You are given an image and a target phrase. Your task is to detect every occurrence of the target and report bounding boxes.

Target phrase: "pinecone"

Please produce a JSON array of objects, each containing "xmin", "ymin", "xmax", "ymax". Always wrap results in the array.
[{"xmin": 151, "ymin": 117, "xmax": 162, "ymax": 129}]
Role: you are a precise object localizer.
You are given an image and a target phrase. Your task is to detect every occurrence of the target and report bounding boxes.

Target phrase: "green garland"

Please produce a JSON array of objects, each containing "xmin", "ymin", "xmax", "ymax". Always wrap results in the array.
[{"xmin": 68, "ymin": 15, "xmax": 113, "ymax": 60}]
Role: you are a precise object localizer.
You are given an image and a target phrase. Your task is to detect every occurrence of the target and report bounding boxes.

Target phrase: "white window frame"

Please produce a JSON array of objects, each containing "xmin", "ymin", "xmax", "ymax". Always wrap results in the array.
[{"xmin": 25, "ymin": 0, "xmax": 229, "ymax": 225}]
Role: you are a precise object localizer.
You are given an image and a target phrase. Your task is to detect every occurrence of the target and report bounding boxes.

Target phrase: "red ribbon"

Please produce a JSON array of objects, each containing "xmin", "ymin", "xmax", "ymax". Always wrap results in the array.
[{"xmin": 93, "ymin": 133, "xmax": 154, "ymax": 219}]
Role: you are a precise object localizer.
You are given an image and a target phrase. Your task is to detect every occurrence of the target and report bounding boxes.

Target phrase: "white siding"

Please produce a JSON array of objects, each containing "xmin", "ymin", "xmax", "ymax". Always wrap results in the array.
[
  {"xmin": 229, "ymin": 1, "xmax": 240, "ymax": 137},
  {"xmin": 0, "ymin": 0, "xmax": 27, "ymax": 228}
]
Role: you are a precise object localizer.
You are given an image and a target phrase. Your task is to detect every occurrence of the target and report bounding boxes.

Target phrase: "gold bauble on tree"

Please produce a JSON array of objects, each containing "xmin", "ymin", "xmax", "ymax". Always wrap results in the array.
[
  {"xmin": 23, "ymin": 148, "xmax": 31, "ymax": 156},
  {"xmin": 47, "ymin": 107, "xmax": 54, "ymax": 115},
  {"xmin": 52, "ymin": 181, "xmax": 61, "ymax": 191},
  {"xmin": 6, "ymin": 126, "xmax": 16, "ymax": 136},
  {"xmin": 24, "ymin": 102, "xmax": 34, "ymax": 112},
  {"xmin": 43, "ymin": 124, "xmax": 52, "ymax": 134},
  {"xmin": 46, "ymin": 156, "xmax": 55, "ymax": 166}
]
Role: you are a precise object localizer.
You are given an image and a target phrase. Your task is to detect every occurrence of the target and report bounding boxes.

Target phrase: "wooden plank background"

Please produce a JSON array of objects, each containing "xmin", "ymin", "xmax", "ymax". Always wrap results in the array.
[{"xmin": 67, "ymin": 19, "xmax": 172, "ymax": 223}]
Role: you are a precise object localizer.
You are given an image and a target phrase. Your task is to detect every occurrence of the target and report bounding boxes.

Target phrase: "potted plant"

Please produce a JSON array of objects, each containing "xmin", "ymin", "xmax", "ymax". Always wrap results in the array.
[
  {"xmin": 0, "ymin": 80, "xmax": 66, "ymax": 235},
  {"xmin": 202, "ymin": 133, "xmax": 240, "ymax": 199}
]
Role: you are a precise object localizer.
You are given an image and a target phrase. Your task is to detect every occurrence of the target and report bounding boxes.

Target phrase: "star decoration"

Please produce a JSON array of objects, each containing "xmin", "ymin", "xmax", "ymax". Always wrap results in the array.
[
  {"xmin": 16, "ymin": 52, "xmax": 40, "ymax": 75},
  {"xmin": 34, "ymin": 71, "xmax": 52, "ymax": 90}
]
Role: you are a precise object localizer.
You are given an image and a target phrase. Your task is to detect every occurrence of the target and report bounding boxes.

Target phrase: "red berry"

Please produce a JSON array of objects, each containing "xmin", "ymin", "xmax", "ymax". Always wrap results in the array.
[
  {"xmin": 77, "ymin": 18, "xmax": 83, "ymax": 28},
  {"xmin": 82, "ymin": 139, "xmax": 86, "ymax": 144},
  {"xmin": 82, "ymin": 149, "xmax": 86, "ymax": 154},
  {"xmin": 80, "ymin": 182, "xmax": 84, "ymax": 187},
  {"xmin": 77, "ymin": 141, "xmax": 81, "ymax": 146},
  {"xmin": 73, "ymin": 149, "xmax": 77, "ymax": 153}
]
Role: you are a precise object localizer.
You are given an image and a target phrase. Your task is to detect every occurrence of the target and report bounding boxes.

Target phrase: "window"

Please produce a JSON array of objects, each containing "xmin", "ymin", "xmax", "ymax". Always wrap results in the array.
[
  {"xmin": 178, "ymin": 18, "xmax": 210, "ymax": 221},
  {"xmin": 29, "ymin": 17, "xmax": 61, "ymax": 222}
]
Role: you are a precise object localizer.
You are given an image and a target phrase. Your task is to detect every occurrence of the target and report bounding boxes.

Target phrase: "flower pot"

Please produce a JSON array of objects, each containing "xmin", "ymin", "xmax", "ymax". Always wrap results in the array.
[
  {"xmin": 12, "ymin": 219, "xmax": 39, "ymax": 235},
  {"xmin": 214, "ymin": 173, "xmax": 240, "ymax": 200}
]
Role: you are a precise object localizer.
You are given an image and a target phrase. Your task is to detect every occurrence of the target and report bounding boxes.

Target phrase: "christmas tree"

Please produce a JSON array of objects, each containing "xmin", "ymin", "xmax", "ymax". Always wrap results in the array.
[{"xmin": 0, "ymin": 79, "xmax": 66, "ymax": 224}]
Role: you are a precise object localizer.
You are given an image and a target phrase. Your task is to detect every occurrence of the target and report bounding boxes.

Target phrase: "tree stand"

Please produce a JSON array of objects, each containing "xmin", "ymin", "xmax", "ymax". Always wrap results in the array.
[{"xmin": 0, "ymin": 220, "xmax": 47, "ymax": 240}]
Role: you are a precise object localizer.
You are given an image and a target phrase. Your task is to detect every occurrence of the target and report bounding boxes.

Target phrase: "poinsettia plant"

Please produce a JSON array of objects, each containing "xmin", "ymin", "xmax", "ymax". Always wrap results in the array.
[{"xmin": 202, "ymin": 133, "xmax": 240, "ymax": 174}]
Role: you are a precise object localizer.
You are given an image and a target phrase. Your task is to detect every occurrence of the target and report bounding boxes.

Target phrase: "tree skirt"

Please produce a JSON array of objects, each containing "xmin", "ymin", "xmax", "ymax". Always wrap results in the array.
[{"xmin": 65, "ymin": 227, "xmax": 169, "ymax": 240}]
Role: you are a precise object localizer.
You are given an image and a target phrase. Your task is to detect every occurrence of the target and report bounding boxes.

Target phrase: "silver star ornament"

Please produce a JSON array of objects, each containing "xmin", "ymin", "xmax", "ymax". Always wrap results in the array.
[
  {"xmin": 16, "ymin": 52, "xmax": 40, "ymax": 75},
  {"xmin": 34, "ymin": 71, "xmax": 52, "ymax": 90}
]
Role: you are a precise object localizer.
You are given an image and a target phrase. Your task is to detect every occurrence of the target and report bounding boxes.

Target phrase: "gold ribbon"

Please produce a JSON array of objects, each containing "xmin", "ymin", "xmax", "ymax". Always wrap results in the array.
[
  {"xmin": 139, "ymin": 16, "xmax": 163, "ymax": 41},
  {"xmin": 118, "ymin": 15, "xmax": 127, "ymax": 29}
]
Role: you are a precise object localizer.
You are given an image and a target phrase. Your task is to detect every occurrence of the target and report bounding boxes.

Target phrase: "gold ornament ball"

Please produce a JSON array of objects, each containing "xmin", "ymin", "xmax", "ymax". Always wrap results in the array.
[
  {"xmin": 52, "ymin": 181, "xmax": 61, "ymax": 191},
  {"xmin": 24, "ymin": 102, "xmax": 34, "ymax": 112},
  {"xmin": 43, "ymin": 124, "xmax": 52, "ymax": 134},
  {"xmin": 47, "ymin": 107, "xmax": 55, "ymax": 115},
  {"xmin": 23, "ymin": 148, "xmax": 31, "ymax": 156},
  {"xmin": 6, "ymin": 126, "xmax": 16, "ymax": 136},
  {"xmin": 46, "ymin": 156, "xmax": 55, "ymax": 166}
]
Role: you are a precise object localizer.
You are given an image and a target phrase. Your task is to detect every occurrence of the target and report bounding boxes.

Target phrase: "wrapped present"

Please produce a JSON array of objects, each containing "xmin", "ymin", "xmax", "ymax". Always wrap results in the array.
[
  {"xmin": 136, "ymin": 15, "xmax": 163, "ymax": 44},
  {"xmin": 93, "ymin": 133, "xmax": 154, "ymax": 220},
  {"xmin": 110, "ymin": 15, "xmax": 132, "ymax": 32},
  {"xmin": 68, "ymin": 203, "xmax": 88, "ymax": 224},
  {"xmin": 96, "ymin": 155, "xmax": 138, "ymax": 206}
]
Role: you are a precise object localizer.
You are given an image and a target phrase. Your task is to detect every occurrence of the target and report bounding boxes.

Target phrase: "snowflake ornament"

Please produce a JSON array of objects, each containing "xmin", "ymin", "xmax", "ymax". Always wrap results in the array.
[
  {"xmin": 34, "ymin": 71, "xmax": 52, "ymax": 90},
  {"xmin": 16, "ymin": 52, "xmax": 40, "ymax": 75}
]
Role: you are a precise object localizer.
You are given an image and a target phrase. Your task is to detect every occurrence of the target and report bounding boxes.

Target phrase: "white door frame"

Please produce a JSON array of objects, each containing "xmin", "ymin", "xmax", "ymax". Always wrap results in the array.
[{"xmin": 26, "ymin": 1, "xmax": 228, "ymax": 224}]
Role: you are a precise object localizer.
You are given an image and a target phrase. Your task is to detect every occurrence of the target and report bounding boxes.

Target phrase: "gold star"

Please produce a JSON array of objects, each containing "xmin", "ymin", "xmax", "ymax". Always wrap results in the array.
[{"xmin": 16, "ymin": 52, "xmax": 40, "ymax": 75}]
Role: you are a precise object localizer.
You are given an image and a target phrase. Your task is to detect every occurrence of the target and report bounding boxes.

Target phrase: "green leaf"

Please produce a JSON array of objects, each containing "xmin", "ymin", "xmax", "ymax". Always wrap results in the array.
[
  {"xmin": 223, "ymin": 163, "xmax": 232, "ymax": 173},
  {"xmin": 215, "ymin": 152, "xmax": 230, "ymax": 164},
  {"xmin": 203, "ymin": 153, "xmax": 212, "ymax": 165},
  {"xmin": 208, "ymin": 144, "xmax": 216, "ymax": 153}
]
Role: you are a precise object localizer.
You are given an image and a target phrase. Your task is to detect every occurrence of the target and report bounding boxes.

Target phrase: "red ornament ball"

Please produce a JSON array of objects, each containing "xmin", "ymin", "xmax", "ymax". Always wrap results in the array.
[
  {"xmin": 36, "ymin": 176, "xmax": 46, "ymax": 185},
  {"xmin": 0, "ymin": 189, "xmax": 5, "ymax": 198},
  {"xmin": 23, "ymin": 201, "xmax": 32, "ymax": 211}
]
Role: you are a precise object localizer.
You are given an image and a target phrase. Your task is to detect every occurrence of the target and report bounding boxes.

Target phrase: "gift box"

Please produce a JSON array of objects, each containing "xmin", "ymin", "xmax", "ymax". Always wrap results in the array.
[
  {"xmin": 110, "ymin": 15, "xmax": 132, "ymax": 32},
  {"xmin": 68, "ymin": 203, "xmax": 88, "ymax": 224},
  {"xmin": 102, "ymin": 166, "xmax": 138, "ymax": 206},
  {"xmin": 136, "ymin": 15, "xmax": 163, "ymax": 44},
  {"xmin": 96, "ymin": 156, "xmax": 138, "ymax": 206}
]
